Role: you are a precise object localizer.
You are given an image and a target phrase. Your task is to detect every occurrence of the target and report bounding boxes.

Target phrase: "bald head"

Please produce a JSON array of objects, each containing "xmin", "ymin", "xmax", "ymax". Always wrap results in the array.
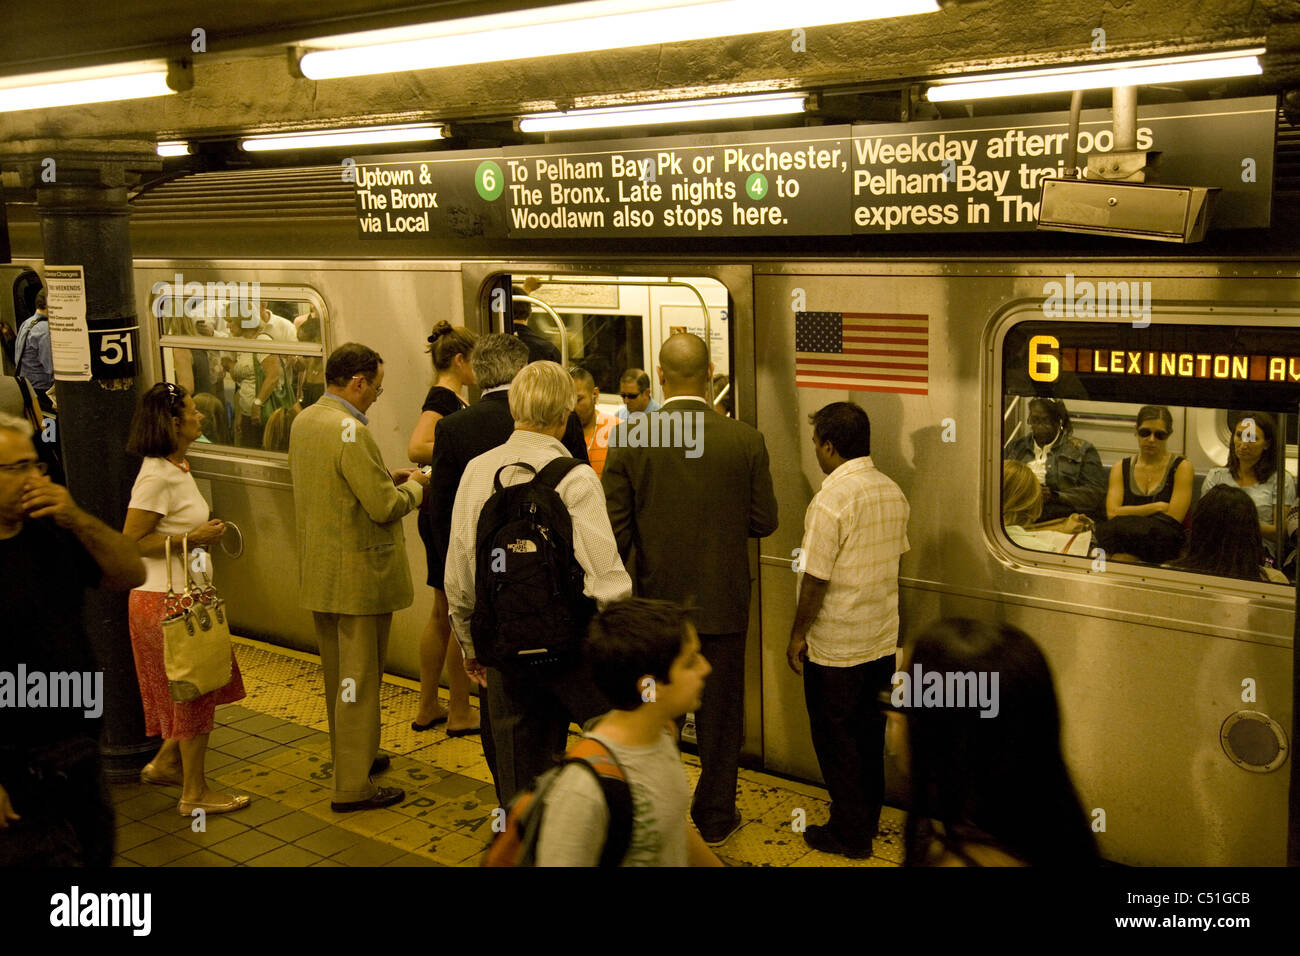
[{"xmin": 658, "ymin": 333, "xmax": 712, "ymax": 397}]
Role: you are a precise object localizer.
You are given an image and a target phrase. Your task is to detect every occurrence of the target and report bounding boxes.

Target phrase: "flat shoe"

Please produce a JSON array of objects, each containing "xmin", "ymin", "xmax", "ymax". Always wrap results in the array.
[
  {"xmin": 140, "ymin": 763, "xmax": 183, "ymax": 787},
  {"xmin": 411, "ymin": 715, "xmax": 448, "ymax": 732},
  {"xmin": 178, "ymin": 794, "xmax": 251, "ymax": 816},
  {"xmin": 446, "ymin": 725, "xmax": 481, "ymax": 738}
]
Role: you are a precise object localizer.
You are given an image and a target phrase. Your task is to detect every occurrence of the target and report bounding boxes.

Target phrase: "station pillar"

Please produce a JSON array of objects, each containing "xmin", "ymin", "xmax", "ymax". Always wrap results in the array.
[{"xmin": 3, "ymin": 142, "xmax": 161, "ymax": 780}]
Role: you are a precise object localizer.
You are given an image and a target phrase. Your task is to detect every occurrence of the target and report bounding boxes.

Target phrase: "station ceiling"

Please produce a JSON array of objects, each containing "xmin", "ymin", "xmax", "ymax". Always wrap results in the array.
[{"xmin": 1, "ymin": 0, "xmax": 1299, "ymax": 146}]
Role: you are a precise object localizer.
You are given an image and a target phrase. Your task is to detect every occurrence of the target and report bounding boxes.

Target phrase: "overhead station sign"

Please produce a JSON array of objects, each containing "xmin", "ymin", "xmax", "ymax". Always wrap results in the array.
[
  {"xmin": 352, "ymin": 97, "xmax": 1274, "ymax": 241},
  {"xmin": 850, "ymin": 98, "xmax": 1274, "ymax": 235},
  {"xmin": 498, "ymin": 127, "xmax": 851, "ymax": 237}
]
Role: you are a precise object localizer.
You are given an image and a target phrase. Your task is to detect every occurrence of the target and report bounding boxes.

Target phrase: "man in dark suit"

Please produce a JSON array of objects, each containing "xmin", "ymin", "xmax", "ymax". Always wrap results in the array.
[
  {"xmin": 602, "ymin": 333, "xmax": 778, "ymax": 846},
  {"xmin": 429, "ymin": 333, "xmax": 587, "ymax": 797}
]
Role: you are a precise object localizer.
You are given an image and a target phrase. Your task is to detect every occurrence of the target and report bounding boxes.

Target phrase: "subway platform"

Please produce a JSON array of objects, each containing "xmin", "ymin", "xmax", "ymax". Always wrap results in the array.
[{"xmin": 106, "ymin": 638, "xmax": 904, "ymax": 868}]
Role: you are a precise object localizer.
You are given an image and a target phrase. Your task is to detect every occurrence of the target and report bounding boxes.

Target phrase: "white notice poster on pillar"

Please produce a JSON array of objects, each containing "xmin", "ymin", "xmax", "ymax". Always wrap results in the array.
[{"xmin": 45, "ymin": 266, "xmax": 93, "ymax": 382}]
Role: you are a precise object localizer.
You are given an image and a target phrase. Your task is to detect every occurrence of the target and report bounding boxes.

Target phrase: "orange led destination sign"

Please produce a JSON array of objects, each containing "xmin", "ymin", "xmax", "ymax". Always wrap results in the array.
[{"xmin": 1027, "ymin": 335, "xmax": 1300, "ymax": 384}]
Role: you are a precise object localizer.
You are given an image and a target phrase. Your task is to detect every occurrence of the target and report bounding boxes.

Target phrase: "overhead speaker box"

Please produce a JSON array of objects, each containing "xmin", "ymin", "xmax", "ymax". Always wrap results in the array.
[{"xmin": 1037, "ymin": 178, "xmax": 1219, "ymax": 243}]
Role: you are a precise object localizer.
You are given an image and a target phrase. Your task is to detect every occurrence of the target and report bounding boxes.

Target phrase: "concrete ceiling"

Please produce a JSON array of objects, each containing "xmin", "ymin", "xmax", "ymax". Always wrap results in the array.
[{"xmin": 1, "ymin": 0, "xmax": 1299, "ymax": 147}]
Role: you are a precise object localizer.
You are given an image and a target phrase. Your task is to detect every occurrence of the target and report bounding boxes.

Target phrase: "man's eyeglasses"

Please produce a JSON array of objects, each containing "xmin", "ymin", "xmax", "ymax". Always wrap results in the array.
[
  {"xmin": 352, "ymin": 375, "xmax": 382, "ymax": 397},
  {"xmin": 0, "ymin": 459, "xmax": 48, "ymax": 476},
  {"xmin": 620, "ymin": 392, "xmax": 642, "ymax": 401},
  {"xmin": 1137, "ymin": 428, "xmax": 1169, "ymax": 440}
]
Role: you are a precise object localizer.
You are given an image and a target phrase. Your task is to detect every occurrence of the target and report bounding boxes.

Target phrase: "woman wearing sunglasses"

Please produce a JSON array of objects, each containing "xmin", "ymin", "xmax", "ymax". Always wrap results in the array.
[{"xmin": 1095, "ymin": 405, "xmax": 1194, "ymax": 564}]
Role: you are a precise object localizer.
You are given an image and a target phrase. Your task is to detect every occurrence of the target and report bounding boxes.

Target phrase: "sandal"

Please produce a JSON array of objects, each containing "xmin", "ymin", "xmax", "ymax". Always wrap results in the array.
[
  {"xmin": 177, "ymin": 793, "xmax": 251, "ymax": 816},
  {"xmin": 140, "ymin": 762, "xmax": 183, "ymax": 787}
]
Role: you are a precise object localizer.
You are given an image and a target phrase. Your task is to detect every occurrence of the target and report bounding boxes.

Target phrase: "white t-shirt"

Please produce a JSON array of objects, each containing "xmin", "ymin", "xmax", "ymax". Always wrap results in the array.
[
  {"xmin": 127, "ymin": 456, "xmax": 212, "ymax": 592},
  {"xmin": 535, "ymin": 730, "xmax": 689, "ymax": 867}
]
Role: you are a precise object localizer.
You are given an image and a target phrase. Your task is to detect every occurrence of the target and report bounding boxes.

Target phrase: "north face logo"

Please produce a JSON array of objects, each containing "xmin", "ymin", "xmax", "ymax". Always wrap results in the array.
[{"xmin": 506, "ymin": 540, "xmax": 538, "ymax": 554}]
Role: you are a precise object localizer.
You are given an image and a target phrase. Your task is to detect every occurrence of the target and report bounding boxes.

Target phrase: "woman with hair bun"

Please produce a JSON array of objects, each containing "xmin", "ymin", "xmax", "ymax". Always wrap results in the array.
[{"xmin": 407, "ymin": 321, "xmax": 480, "ymax": 735}]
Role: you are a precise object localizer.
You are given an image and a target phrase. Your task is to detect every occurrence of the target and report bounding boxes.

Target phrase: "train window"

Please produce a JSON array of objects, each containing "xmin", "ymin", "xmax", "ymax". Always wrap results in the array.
[
  {"xmin": 152, "ymin": 284, "xmax": 327, "ymax": 455},
  {"xmin": 1000, "ymin": 317, "xmax": 1300, "ymax": 589},
  {"xmin": 501, "ymin": 273, "xmax": 732, "ymax": 413}
]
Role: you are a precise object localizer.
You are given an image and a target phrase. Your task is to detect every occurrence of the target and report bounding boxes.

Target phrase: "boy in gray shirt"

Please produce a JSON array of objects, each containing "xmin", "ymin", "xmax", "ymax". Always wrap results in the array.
[{"xmin": 536, "ymin": 599, "xmax": 725, "ymax": 867}]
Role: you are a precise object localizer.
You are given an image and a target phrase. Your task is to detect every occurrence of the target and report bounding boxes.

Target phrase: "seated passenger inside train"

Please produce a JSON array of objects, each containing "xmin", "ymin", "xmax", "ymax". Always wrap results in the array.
[
  {"xmin": 890, "ymin": 618, "xmax": 1098, "ymax": 867},
  {"xmin": 1094, "ymin": 405, "xmax": 1195, "ymax": 565},
  {"xmin": 1166, "ymin": 485, "xmax": 1290, "ymax": 585},
  {"xmin": 1003, "ymin": 398, "xmax": 1107, "ymax": 522},
  {"xmin": 1001, "ymin": 460, "xmax": 1092, "ymax": 556},
  {"xmin": 1201, "ymin": 411, "xmax": 1296, "ymax": 568}
]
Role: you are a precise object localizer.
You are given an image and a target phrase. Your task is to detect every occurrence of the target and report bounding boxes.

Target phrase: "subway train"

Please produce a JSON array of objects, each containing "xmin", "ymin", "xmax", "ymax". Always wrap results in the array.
[{"xmin": 4, "ymin": 163, "xmax": 1297, "ymax": 868}]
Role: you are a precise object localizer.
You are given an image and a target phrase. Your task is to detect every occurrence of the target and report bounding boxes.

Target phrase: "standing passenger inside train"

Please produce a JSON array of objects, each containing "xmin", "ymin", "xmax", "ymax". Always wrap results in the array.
[
  {"xmin": 408, "ymin": 321, "xmax": 480, "ymax": 736},
  {"xmin": 444, "ymin": 361, "xmax": 631, "ymax": 804},
  {"xmin": 613, "ymin": 368, "xmax": 661, "ymax": 421},
  {"xmin": 296, "ymin": 311, "xmax": 326, "ymax": 408},
  {"xmin": 1166, "ymin": 485, "xmax": 1290, "ymax": 584},
  {"xmin": 1094, "ymin": 405, "xmax": 1194, "ymax": 564},
  {"xmin": 890, "ymin": 619, "xmax": 1097, "ymax": 867},
  {"xmin": 1003, "ymin": 398, "xmax": 1107, "ymax": 522},
  {"xmin": 1200, "ymin": 412, "xmax": 1296, "ymax": 564},
  {"xmin": 288, "ymin": 343, "xmax": 429, "ymax": 812},
  {"xmin": 122, "ymin": 383, "xmax": 251, "ymax": 816},
  {"xmin": 570, "ymin": 366, "xmax": 615, "ymax": 479},
  {"xmin": 785, "ymin": 402, "xmax": 908, "ymax": 859},
  {"xmin": 603, "ymin": 333, "xmax": 778, "ymax": 846},
  {"xmin": 225, "ymin": 316, "xmax": 278, "ymax": 448}
]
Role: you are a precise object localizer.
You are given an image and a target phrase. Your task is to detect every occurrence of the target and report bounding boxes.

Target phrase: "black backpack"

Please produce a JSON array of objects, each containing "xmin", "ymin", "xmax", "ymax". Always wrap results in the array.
[{"xmin": 470, "ymin": 458, "xmax": 596, "ymax": 668}]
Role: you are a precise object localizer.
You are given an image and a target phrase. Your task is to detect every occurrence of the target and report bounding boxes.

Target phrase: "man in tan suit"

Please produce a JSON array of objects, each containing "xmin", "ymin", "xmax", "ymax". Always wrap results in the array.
[{"xmin": 289, "ymin": 343, "xmax": 428, "ymax": 812}]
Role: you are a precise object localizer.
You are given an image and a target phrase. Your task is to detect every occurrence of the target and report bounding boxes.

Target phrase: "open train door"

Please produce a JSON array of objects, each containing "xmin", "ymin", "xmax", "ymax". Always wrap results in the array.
[{"xmin": 460, "ymin": 261, "xmax": 764, "ymax": 764}]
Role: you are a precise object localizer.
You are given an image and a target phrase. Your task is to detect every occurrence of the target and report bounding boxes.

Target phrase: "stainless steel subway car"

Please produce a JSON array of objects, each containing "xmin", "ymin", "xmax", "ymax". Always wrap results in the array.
[{"xmin": 6, "ymin": 167, "xmax": 1296, "ymax": 866}]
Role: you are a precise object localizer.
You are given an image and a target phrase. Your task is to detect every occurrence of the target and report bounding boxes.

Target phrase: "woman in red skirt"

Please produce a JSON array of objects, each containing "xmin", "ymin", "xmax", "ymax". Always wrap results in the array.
[{"xmin": 123, "ymin": 382, "xmax": 250, "ymax": 815}]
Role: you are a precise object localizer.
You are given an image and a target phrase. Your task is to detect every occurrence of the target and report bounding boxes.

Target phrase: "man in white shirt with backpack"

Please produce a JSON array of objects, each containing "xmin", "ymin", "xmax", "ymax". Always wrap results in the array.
[{"xmin": 444, "ymin": 360, "xmax": 631, "ymax": 804}]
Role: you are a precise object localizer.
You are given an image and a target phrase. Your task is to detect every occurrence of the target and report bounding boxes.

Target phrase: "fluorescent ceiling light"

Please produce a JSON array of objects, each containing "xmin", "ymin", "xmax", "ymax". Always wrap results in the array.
[
  {"xmin": 0, "ymin": 61, "xmax": 174, "ymax": 112},
  {"xmin": 520, "ymin": 93, "xmax": 807, "ymax": 132},
  {"xmin": 157, "ymin": 141, "xmax": 191, "ymax": 157},
  {"xmin": 927, "ymin": 49, "xmax": 1264, "ymax": 101},
  {"xmin": 240, "ymin": 124, "xmax": 446, "ymax": 152},
  {"xmin": 299, "ymin": 0, "xmax": 939, "ymax": 79}
]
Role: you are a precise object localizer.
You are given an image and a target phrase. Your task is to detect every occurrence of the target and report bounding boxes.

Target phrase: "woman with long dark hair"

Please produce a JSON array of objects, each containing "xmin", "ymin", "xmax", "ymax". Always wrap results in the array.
[
  {"xmin": 1168, "ymin": 485, "xmax": 1289, "ymax": 583},
  {"xmin": 1201, "ymin": 412, "xmax": 1296, "ymax": 562},
  {"xmin": 892, "ymin": 618, "xmax": 1097, "ymax": 866}
]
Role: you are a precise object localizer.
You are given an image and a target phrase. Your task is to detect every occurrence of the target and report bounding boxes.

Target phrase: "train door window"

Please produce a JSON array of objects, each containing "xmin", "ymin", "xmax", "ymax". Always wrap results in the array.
[
  {"xmin": 151, "ymin": 283, "xmax": 328, "ymax": 455},
  {"xmin": 498, "ymin": 273, "xmax": 732, "ymax": 414},
  {"xmin": 999, "ymin": 317, "xmax": 1300, "ymax": 589}
]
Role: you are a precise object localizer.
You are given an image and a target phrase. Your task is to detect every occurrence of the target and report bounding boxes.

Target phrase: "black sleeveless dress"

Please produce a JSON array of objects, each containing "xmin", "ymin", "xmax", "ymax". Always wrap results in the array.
[
  {"xmin": 416, "ymin": 386, "xmax": 467, "ymax": 589},
  {"xmin": 1095, "ymin": 455, "xmax": 1187, "ymax": 564}
]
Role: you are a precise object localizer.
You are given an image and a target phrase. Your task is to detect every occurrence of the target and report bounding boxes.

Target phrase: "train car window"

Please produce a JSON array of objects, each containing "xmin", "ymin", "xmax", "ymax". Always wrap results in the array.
[
  {"xmin": 1000, "ymin": 318, "xmax": 1300, "ymax": 589},
  {"xmin": 500, "ymin": 273, "xmax": 731, "ymax": 413},
  {"xmin": 152, "ymin": 285, "xmax": 327, "ymax": 455}
]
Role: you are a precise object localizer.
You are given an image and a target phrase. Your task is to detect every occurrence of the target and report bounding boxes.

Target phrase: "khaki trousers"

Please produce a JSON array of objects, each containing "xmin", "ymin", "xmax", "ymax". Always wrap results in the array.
[{"xmin": 312, "ymin": 611, "xmax": 390, "ymax": 802}]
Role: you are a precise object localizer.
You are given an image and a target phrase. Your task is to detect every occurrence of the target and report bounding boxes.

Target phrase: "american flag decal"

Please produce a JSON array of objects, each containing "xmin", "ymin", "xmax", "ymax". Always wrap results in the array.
[{"xmin": 795, "ymin": 311, "xmax": 929, "ymax": 395}]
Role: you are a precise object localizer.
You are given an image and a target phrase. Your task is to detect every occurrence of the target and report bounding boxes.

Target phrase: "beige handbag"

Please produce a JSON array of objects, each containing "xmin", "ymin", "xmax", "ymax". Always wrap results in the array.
[{"xmin": 162, "ymin": 533, "xmax": 233, "ymax": 701}]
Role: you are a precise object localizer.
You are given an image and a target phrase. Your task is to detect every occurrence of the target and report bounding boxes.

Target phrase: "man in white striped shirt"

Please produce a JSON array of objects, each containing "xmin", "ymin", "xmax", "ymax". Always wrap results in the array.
[
  {"xmin": 787, "ymin": 402, "xmax": 909, "ymax": 859},
  {"xmin": 445, "ymin": 361, "xmax": 632, "ymax": 802}
]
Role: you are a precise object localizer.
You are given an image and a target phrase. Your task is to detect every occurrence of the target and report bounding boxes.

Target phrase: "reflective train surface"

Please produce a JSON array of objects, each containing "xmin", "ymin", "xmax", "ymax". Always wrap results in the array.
[{"xmin": 5, "ymin": 168, "xmax": 1297, "ymax": 867}]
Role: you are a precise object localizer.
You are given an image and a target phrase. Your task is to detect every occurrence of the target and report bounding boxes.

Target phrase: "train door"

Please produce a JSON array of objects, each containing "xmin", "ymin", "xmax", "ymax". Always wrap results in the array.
[
  {"xmin": 461, "ymin": 263, "xmax": 763, "ymax": 762},
  {"xmin": 0, "ymin": 265, "xmax": 41, "ymax": 376}
]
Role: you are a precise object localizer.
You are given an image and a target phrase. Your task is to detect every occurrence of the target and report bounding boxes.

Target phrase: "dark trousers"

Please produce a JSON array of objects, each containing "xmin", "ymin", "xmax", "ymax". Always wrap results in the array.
[
  {"xmin": 803, "ymin": 654, "xmax": 895, "ymax": 848},
  {"xmin": 691, "ymin": 630, "xmax": 746, "ymax": 835},
  {"xmin": 0, "ymin": 738, "xmax": 114, "ymax": 867},
  {"xmin": 486, "ymin": 658, "xmax": 611, "ymax": 804}
]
